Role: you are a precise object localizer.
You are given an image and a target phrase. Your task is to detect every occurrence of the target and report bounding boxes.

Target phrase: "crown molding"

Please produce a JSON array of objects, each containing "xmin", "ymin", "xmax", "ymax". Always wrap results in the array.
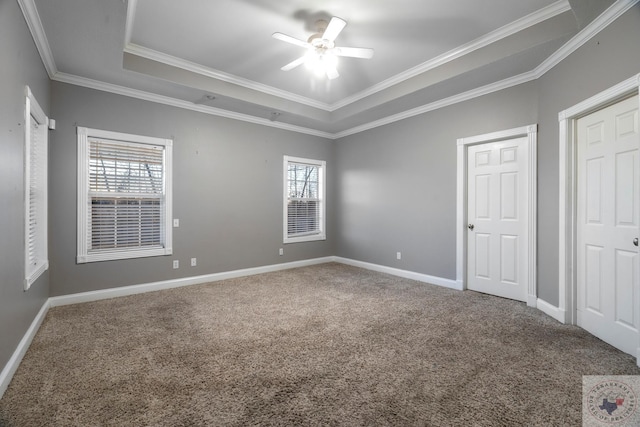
[
  {"xmin": 20, "ymin": 0, "xmax": 636, "ymax": 141},
  {"xmin": 329, "ymin": 0, "xmax": 571, "ymax": 111},
  {"xmin": 123, "ymin": 0, "xmax": 570, "ymax": 114},
  {"xmin": 333, "ymin": 70, "xmax": 538, "ymax": 139},
  {"xmin": 17, "ymin": 0, "xmax": 57, "ymax": 78},
  {"xmin": 123, "ymin": 43, "xmax": 331, "ymax": 112},
  {"xmin": 52, "ymin": 68, "xmax": 538, "ymax": 141},
  {"xmin": 535, "ymin": 0, "xmax": 640, "ymax": 77},
  {"xmin": 123, "ymin": 0, "xmax": 331, "ymax": 111},
  {"xmin": 123, "ymin": 0, "xmax": 137, "ymax": 49},
  {"xmin": 51, "ymin": 72, "xmax": 334, "ymax": 139},
  {"xmin": 334, "ymin": 0, "xmax": 637, "ymax": 138}
]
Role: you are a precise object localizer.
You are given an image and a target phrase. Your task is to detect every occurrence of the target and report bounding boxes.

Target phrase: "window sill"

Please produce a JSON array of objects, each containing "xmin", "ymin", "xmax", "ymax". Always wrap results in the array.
[
  {"xmin": 24, "ymin": 260, "xmax": 49, "ymax": 290},
  {"xmin": 77, "ymin": 247, "xmax": 172, "ymax": 264},
  {"xmin": 283, "ymin": 233, "xmax": 326, "ymax": 244}
]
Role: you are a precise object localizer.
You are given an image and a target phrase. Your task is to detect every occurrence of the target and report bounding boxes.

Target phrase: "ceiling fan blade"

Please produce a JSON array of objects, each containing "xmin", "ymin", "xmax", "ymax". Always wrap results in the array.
[
  {"xmin": 322, "ymin": 17, "xmax": 346, "ymax": 42},
  {"xmin": 272, "ymin": 32, "xmax": 310, "ymax": 49},
  {"xmin": 326, "ymin": 67, "xmax": 339, "ymax": 80},
  {"xmin": 281, "ymin": 56, "xmax": 306, "ymax": 71},
  {"xmin": 334, "ymin": 47, "xmax": 374, "ymax": 59}
]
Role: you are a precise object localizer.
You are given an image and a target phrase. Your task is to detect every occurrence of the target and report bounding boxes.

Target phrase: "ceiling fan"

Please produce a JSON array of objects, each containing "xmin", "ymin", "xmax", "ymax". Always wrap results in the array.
[{"xmin": 272, "ymin": 17, "xmax": 374, "ymax": 80}]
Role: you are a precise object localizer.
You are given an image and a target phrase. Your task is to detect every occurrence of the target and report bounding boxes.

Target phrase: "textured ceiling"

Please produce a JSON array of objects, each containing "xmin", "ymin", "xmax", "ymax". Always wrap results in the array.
[{"xmin": 30, "ymin": 0, "xmax": 618, "ymax": 137}]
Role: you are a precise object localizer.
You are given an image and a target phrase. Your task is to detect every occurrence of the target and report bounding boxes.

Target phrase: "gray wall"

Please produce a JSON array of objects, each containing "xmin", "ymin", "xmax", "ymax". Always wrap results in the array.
[
  {"xmin": 0, "ymin": 0, "xmax": 51, "ymax": 372},
  {"xmin": 48, "ymin": 83, "xmax": 336, "ymax": 296},
  {"xmin": 334, "ymin": 82, "xmax": 538, "ymax": 280},
  {"xmin": 335, "ymin": 5, "xmax": 640, "ymax": 306},
  {"xmin": 536, "ymin": 5, "xmax": 640, "ymax": 304}
]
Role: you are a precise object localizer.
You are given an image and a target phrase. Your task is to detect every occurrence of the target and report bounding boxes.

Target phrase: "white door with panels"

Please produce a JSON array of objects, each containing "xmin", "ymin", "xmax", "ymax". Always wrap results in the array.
[
  {"xmin": 467, "ymin": 137, "xmax": 529, "ymax": 302},
  {"xmin": 577, "ymin": 95, "xmax": 639, "ymax": 356}
]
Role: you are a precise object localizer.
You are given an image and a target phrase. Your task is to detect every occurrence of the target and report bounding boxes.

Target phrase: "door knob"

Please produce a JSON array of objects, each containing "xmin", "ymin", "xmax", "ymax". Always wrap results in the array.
[
  {"xmin": 468, "ymin": 224, "xmax": 474, "ymax": 230},
  {"xmin": 634, "ymin": 238, "xmax": 638, "ymax": 247}
]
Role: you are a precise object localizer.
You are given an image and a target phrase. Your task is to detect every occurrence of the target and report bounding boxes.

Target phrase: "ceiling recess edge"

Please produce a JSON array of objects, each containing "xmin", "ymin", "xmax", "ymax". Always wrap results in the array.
[{"xmin": 18, "ymin": 0, "xmax": 639, "ymax": 140}]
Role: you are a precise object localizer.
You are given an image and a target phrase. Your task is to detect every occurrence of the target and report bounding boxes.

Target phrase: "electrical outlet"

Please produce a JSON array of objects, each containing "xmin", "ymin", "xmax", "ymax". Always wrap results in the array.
[
  {"xmin": 173, "ymin": 260, "xmax": 179, "ymax": 269},
  {"xmin": 397, "ymin": 252, "xmax": 402, "ymax": 260},
  {"xmin": 191, "ymin": 258, "xmax": 197, "ymax": 267},
  {"xmin": 173, "ymin": 218, "xmax": 180, "ymax": 227},
  {"xmin": 279, "ymin": 248, "xmax": 284, "ymax": 256}
]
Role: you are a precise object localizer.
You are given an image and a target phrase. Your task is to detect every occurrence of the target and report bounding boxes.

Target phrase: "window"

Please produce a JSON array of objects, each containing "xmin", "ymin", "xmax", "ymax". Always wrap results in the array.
[
  {"xmin": 24, "ymin": 86, "xmax": 49, "ymax": 290},
  {"xmin": 77, "ymin": 127, "xmax": 172, "ymax": 263},
  {"xmin": 283, "ymin": 156, "xmax": 326, "ymax": 243}
]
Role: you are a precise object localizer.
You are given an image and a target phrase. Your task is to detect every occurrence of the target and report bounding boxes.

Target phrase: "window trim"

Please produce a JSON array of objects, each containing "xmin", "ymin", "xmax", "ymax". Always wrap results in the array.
[
  {"xmin": 24, "ymin": 86, "xmax": 49, "ymax": 290},
  {"xmin": 283, "ymin": 155, "xmax": 326, "ymax": 244},
  {"xmin": 76, "ymin": 127, "xmax": 173, "ymax": 263}
]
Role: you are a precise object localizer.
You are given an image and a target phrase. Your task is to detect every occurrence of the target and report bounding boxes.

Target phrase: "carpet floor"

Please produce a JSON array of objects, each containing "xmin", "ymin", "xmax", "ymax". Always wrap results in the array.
[{"xmin": 0, "ymin": 263, "xmax": 638, "ymax": 426}]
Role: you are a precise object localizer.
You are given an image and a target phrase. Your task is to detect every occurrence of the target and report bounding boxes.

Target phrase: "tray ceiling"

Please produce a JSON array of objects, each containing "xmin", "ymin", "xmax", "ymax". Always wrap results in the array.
[{"xmin": 28, "ymin": 0, "xmax": 621, "ymax": 137}]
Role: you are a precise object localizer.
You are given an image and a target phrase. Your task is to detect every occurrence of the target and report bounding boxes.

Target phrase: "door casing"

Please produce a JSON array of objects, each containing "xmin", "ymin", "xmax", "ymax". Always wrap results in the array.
[
  {"xmin": 558, "ymin": 73, "xmax": 640, "ymax": 366},
  {"xmin": 456, "ymin": 124, "xmax": 538, "ymax": 307}
]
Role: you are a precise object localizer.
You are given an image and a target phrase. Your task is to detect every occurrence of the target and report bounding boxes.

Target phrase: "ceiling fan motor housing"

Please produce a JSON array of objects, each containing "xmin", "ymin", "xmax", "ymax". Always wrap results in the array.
[{"xmin": 308, "ymin": 35, "xmax": 335, "ymax": 50}]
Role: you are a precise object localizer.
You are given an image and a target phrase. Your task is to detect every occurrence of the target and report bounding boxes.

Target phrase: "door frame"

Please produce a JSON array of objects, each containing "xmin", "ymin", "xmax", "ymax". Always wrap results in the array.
[
  {"xmin": 456, "ymin": 124, "xmax": 538, "ymax": 306},
  {"xmin": 558, "ymin": 73, "xmax": 640, "ymax": 364}
]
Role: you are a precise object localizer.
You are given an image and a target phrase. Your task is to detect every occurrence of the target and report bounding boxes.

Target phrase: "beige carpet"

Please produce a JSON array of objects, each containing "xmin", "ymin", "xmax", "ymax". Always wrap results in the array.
[{"xmin": 1, "ymin": 263, "xmax": 638, "ymax": 426}]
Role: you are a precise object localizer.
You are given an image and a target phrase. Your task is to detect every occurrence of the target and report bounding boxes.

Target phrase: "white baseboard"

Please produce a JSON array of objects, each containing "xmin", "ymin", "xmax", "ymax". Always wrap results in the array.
[
  {"xmin": 49, "ymin": 256, "xmax": 461, "ymax": 308},
  {"xmin": 4, "ymin": 259, "xmax": 333, "ymax": 398},
  {"xmin": 536, "ymin": 298, "xmax": 566, "ymax": 323},
  {"xmin": 49, "ymin": 256, "xmax": 335, "ymax": 307},
  {"xmin": 0, "ymin": 255, "xmax": 460, "ymax": 399},
  {"xmin": 333, "ymin": 257, "xmax": 462, "ymax": 290},
  {"xmin": 0, "ymin": 299, "xmax": 50, "ymax": 399}
]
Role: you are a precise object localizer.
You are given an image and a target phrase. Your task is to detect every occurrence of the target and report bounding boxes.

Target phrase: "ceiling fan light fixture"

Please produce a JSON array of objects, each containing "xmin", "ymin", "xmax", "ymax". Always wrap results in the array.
[
  {"xmin": 273, "ymin": 16, "xmax": 372, "ymax": 80},
  {"xmin": 305, "ymin": 49, "xmax": 338, "ymax": 78}
]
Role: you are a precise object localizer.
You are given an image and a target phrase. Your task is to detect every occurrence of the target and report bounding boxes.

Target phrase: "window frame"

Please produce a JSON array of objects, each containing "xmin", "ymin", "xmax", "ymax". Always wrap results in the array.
[
  {"xmin": 24, "ymin": 86, "xmax": 49, "ymax": 290},
  {"xmin": 283, "ymin": 155, "xmax": 326, "ymax": 244},
  {"xmin": 76, "ymin": 127, "xmax": 173, "ymax": 263}
]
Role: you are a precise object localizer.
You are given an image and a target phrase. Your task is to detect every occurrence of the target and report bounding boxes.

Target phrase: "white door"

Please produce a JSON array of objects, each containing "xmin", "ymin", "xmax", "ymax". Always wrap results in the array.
[
  {"xmin": 577, "ymin": 95, "xmax": 640, "ymax": 356},
  {"xmin": 467, "ymin": 137, "xmax": 529, "ymax": 302}
]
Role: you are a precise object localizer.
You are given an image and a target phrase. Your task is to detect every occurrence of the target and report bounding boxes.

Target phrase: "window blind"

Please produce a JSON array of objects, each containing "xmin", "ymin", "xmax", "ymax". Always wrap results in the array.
[
  {"xmin": 24, "ymin": 86, "xmax": 49, "ymax": 289},
  {"xmin": 88, "ymin": 138, "xmax": 165, "ymax": 251},
  {"xmin": 287, "ymin": 162, "xmax": 320, "ymax": 237},
  {"xmin": 27, "ymin": 118, "xmax": 40, "ymax": 267},
  {"xmin": 27, "ymin": 117, "xmax": 46, "ymax": 272}
]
